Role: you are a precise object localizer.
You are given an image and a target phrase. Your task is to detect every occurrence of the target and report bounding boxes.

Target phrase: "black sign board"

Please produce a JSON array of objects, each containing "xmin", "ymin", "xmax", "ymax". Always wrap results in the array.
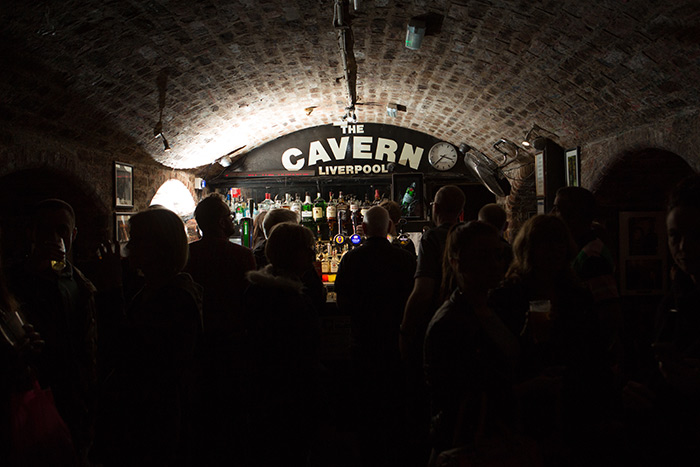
[{"xmin": 212, "ymin": 123, "xmax": 480, "ymax": 183}]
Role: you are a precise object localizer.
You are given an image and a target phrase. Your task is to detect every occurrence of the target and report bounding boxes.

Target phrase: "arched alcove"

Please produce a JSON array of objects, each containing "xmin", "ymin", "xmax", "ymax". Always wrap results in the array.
[
  {"xmin": 590, "ymin": 148, "xmax": 695, "ymax": 352},
  {"xmin": 0, "ymin": 168, "xmax": 110, "ymax": 267},
  {"xmin": 594, "ymin": 148, "xmax": 695, "ymax": 211}
]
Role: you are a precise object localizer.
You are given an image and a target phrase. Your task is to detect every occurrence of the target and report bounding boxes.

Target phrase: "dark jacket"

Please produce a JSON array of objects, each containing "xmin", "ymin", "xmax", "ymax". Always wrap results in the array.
[
  {"xmin": 335, "ymin": 236, "xmax": 416, "ymax": 367},
  {"xmin": 7, "ymin": 262, "xmax": 98, "ymax": 453},
  {"xmin": 94, "ymin": 272, "xmax": 202, "ymax": 465},
  {"xmin": 424, "ymin": 289, "xmax": 519, "ymax": 453},
  {"xmin": 242, "ymin": 266, "xmax": 322, "ymax": 465}
]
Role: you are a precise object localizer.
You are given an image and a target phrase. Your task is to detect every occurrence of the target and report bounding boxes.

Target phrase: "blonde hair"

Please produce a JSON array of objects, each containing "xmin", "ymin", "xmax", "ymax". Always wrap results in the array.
[{"xmin": 507, "ymin": 214, "xmax": 577, "ymax": 280}]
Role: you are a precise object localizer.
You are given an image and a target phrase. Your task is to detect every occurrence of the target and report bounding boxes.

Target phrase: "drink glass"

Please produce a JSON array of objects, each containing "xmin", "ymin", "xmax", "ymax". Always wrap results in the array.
[
  {"xmin": 51, "ymin": 237, "xmax": 67, "ymax": 272},
  {"xmin": 0, "ymin": 308, "xmax": 26, "ymax": 347},
  {"xmin": 528, "ymin": 299, "xmax": 552, "ymax": 344}
]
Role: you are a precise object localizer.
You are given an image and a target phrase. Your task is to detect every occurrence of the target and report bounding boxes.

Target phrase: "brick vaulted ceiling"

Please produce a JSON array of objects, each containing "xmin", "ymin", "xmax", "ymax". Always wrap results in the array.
[{"xmin": 1, "ymin": 0, "xmax": 699, "ymax": 172}]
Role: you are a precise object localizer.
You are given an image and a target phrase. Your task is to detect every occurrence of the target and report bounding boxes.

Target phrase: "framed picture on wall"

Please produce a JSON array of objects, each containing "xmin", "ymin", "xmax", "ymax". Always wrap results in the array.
[
  {"xmin": 534, "ymin": 152, "xmax": 545, "ymax": 196},
  {"xmin": 391, "ymin": 173, "xmax": 424, "ymax": 219},
  {"xmin": 565, "ymin": 147, "xmax": 580, "ymax": 187},
  {"xmin": 114, "ymin": 162, "xmax": 134, "ymax": 208},
  {"xmin": 115, "ymin": 213, "xmax": 132, "ymax": 243},
  {"xmin": 619, "ymin": 211, "xmax": 667, "ymax": 295}
]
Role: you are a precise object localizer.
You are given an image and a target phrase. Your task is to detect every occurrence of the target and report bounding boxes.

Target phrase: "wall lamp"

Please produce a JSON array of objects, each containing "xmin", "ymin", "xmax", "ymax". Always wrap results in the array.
[{"xmin": 522, "ymin": 124, "xmax": 558, "ymax": 150}]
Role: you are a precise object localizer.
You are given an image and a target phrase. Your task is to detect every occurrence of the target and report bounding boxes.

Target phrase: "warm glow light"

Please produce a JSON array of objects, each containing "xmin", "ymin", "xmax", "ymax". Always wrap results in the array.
[
  {"xmin": 149, "ymin": 179, "xmax": 196, "ymax": 217},
  {"xmin": 522, "ymin": 140, "xmax": 530, "ymax": 147}
]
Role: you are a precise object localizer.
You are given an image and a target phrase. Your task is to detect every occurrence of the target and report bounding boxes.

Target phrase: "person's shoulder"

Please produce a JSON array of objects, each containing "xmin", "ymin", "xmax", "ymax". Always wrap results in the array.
[{"xmin": 71, "ymin": 264, "xmax": 97, "ymax": 295}]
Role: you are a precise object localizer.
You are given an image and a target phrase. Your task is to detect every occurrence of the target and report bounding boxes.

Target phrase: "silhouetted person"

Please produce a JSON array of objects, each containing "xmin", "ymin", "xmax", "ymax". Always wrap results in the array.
[
  {"xmin": 242, "ymin": 223, "xmax": 322, "ymax": 466},
  {"xmin": 400, "ymin": 185, "xmax": 465, "ymax": 361},
  {"xmin": 624, "ymin": 174, "xmax": 700, "ymax": 464},
  {"xmin": 252, "ymin": 208, "xmax": 298, "ymax": 269},
  {"xmin": 1, "ymin": 225, "xmax": 71, "ymax": 465},
  {"xmin": 184, "ymin": 193, "xmax": 255, "ymax": 464},
  {"xmin": 380, "ymin": 199, "xmax": 417, "ymax": 256},
  {"xmin": 335, "ymin": 206, "xmax": 416, "ymax": 466},
  {"xmin": 400, "ymin": 185, "xmax": 465, "ymax": 466},
  {"xmin": 251, "ymin": 210, "xmax": 267, "ymax": 252},
  {"xmin": 252, "ymin": 208, "xmax": 326, "ymax": 314},
  {"xmin": 489, "ymin": 215, "xmax": 609, "ymax": 465},
  {"xmin": 553, "ymin": 186, "xmax": 623, "ymax": 389},
  {"xmin": 93, "ymin": 209, "xmax": 202, "ymax": 466},
  {"xmin": 6, "ymin": 199, "xmax": 97, "ymax": 464},
  {"xmin": 186, "ymin": 193, "xmax": 255, "ymax": 339},
  {"xmin": 424, "ymin": 221, "xmax": 517, "ymax": 466},
  {"xmin": 478, "ymin": 202, "xmax": 513, "ymax": 272}
]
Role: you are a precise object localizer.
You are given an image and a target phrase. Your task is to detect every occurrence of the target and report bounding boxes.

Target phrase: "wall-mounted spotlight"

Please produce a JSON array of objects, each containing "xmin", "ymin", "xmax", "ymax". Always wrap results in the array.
[
  {"xmin": 405, "ymin": 18, "xmax": 426, "ymax": 50},
  {"xmin": 218, "ymin": 156, "xmax": 232, "ymax": 167},
  {"xmin": 522, "ymin": 124, "xmax": 558, "ymax": 149},
  {"xmin": 154, "ymin": 130, "xmax": 171, "ymax": 152}
]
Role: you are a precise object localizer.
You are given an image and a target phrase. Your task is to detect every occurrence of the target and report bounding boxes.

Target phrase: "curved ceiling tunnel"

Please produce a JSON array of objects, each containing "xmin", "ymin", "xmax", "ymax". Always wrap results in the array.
[{"xmin": 2, "ymin": 0, "xmax": 699, "ymax": 176}]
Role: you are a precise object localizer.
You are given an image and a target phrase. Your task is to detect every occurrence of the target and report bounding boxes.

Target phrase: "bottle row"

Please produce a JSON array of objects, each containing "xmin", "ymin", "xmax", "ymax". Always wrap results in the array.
[{"xmin": 226, "ymin": 189, "xmax": 388, "ymax": 240}]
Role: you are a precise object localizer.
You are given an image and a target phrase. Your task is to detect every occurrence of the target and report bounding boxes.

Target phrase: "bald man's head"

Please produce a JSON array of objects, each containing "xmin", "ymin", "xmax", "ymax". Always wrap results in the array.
[
  {"xmin": 478, "ymin": 203, "xmax": 507, "ymax": 232},
  {"xmin": 433, "ymin": 185, "xmax": 465, "ymax": 225},
  {"xmin": 362, "ymin": 206, "xmax": 391, "ymax": 238}
]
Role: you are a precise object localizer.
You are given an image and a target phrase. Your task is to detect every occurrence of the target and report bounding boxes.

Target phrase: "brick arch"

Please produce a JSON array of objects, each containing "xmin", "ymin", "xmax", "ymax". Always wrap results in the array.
[
  {"xmin": 582, "ymin": 109, "xmax": 700, "ymax": 192},
  {"xmin": 592, "ymin": 148, "xmax": 694, "ymax": 211},
  {"xmin": 0, "ymin": 168, "xmax": 111, "ymax": 267}
]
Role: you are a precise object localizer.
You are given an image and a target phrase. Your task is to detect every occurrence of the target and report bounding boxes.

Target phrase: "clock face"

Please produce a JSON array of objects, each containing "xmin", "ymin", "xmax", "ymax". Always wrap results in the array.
[{"xmin": 428, "ymin": 142, "xmax": 458, "ymax": 171}]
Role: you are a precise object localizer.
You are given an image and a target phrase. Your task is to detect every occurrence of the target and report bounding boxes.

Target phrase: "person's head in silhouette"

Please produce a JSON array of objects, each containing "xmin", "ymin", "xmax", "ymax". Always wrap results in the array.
[
  {"xmin": 194, "ymin": 194, "xmax": 234, "ymax": 239},
  {"xmin": 432, "ymin": 185, "xmax": 465, "ymax": 226},
  {"xmin": 127, "ymin": 208, "xmax": 188, "ymax": 285},
  {"xmin": 265, "ymin": 222, "xmax": 315, "ymax": 278},
  {"xmin": 666, "ymin": 174, "xmax": 700, "ymax": 285},
  {"xmin": 29, "ymin": 199, "xmax": 77, "ymax": 272}
]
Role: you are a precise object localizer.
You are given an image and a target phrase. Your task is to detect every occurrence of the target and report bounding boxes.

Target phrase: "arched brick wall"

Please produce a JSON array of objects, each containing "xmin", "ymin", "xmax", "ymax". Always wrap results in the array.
[{"xmin": 583, "ymin": 109, "xmax": 700, "ymax": 191}]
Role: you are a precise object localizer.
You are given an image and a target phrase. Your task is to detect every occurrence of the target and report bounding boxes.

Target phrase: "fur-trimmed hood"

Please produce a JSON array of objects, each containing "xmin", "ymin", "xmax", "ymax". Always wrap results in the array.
[{"xmin": 246, "ymin": 264, "xmax": 305, "ymax": 294}]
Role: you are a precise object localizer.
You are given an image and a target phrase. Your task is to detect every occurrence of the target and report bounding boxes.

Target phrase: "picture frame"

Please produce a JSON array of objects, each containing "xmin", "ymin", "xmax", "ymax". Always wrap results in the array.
[
  {"xmin": 534, "ymin": 151, "xmax": 545, "ymax": 197},
  {"xmin": 565, "ymin": 147, "xmax": 580, "ymax": 187},
  {"xmin": 114, "ymin": 162, "xmax": 134, "ymax": 208},
  {"xmin": 115, "ymin": 213, "xmax": 132, "ymax": 243},
  {"xmin": 619, "ymin": 211, "xmax": 667, "ymax": 295},
  {"xmin": 391, "ymin": 173, "xmax": 425, "ymax": 219}
]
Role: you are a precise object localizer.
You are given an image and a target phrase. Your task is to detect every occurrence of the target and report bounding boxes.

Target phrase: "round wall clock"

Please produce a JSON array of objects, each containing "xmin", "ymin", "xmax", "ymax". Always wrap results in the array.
[{"xmin": 428, "ymin": 142, "xmax": 458, "ymax": 171}]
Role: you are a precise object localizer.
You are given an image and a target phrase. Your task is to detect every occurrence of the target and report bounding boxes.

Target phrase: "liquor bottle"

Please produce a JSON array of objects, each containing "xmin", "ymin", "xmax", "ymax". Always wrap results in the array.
[
  {"xmin": 282, "ymin": 193, "xmax": 292, "ymax": 209},
  {"xmin": 336, "ymin": 191, "xmax": 349, "ymax": 235},
  {"xmin": 259, "ymin": 193, "xmax": 274, "ymax": 212},
  {"xmin": 246, "ymin": 198, "xmax": 255, "ymax": 218},
  {"xmin": 313, "ymin": 192, "xmax": 327, "ymax": 240},
  {"xmin": 360, "ymin": 193, "xmax": 372, "ymax": 218},
  {"xmin": 326, "ymin": 192, "xmax": 338, "ymax": 237},
  {"xmin": 372, "ymin": 188, "xmax": 382, "ymax": 205},
  {"xmin": 291, "ymin": 193, "xmax": 302, "ymax": 220},
  {"xmin": 301, "ymin": 192, "xmax": 314, "ymax": 231},
  {"xmin": 312, "ymin": 192, "xmax": 327, "ymax": 223},
  {"xmin": 350, "ymin": 196, "xmax": 362, "ymax": 234},
  {"xmin": 401, "ymin": 182, "xmax": 416, "ymax": 217},
  {"xmin": 273, "ymin": 194, "xmax": 282, "ymax": 209}
]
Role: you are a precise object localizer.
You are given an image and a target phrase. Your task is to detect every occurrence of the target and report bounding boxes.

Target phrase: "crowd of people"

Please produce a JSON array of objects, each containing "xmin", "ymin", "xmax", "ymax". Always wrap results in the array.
[{"xmin": 0, "ymin": 173, "xmax": 698, "ymax": 466}]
